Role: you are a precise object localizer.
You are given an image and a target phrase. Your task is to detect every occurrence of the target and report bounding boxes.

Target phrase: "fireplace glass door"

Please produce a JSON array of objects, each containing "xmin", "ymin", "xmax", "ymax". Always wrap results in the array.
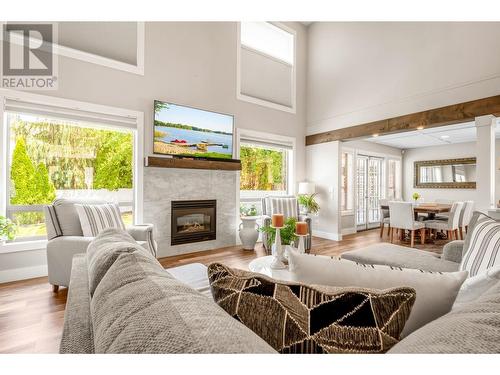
[{"xmin": 171, "ymin": 200, "xmax": 216, "ymax": 245}]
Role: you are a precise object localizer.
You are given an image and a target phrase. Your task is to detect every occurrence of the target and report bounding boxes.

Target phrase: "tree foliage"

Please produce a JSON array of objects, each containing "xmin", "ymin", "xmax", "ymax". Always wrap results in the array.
[
  {"xmin": 94, "ymin": 131, "xmax": 133, "ymax": 190},
  {"xmin": 240, "ymin": 146, "xmax": 286, "ymax": 191}
]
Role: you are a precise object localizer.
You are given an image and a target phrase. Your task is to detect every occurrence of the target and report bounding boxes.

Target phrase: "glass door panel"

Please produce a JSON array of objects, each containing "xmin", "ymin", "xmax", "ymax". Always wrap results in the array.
[{"xmin": 356, "ymin": 155, "xmax": 383, "ymax": 231}]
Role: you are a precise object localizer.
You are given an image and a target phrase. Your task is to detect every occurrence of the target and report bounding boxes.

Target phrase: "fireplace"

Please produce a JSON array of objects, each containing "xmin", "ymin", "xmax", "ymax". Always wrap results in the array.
[{"xmin": 171, "ymin": 200, "xmax": 216, "ymax": 245}]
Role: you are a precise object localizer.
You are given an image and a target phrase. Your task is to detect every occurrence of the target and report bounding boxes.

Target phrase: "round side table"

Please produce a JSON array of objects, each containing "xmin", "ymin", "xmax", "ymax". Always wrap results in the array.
[{"xmin": 248, "ymin": 255, "xmax": 294, "ymax": 281}]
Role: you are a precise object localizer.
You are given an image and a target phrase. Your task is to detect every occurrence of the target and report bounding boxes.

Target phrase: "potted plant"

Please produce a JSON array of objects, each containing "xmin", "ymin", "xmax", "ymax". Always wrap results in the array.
[
  {"xmin": 298, "ymin": 193, "xmax": 320, "ymax": 215},
  {"xmin": 240, "ymin": 203, "xmax": 258, "ymax": 218},
  {"xmin": 260, "ymin": 217, "xmax": 298, "ymax": 252},
  {"xmin": 0, "ymin": 216, "xmax": 17, "ymax": 245},
  {"xmin": 412, "ymin": 192, "xmax": 421, "ymax": 204},
  {"xmin": 239, "ymin": 203, "xmax": 260, "ymax": 250}
]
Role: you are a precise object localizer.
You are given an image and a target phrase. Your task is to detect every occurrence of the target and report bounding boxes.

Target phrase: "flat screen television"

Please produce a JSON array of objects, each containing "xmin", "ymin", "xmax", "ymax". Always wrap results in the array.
[{"xmin": 153, "ymin": 100, "xmax": 234, "ymax": 160}]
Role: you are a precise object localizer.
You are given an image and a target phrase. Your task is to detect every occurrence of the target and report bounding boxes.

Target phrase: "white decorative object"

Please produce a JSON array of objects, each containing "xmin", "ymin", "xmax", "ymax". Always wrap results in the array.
[
  {"xmin": 248, "ymin": 255, "xmax": 293, "ymax": 281},
  {"xmin": 298, "ymin": 182, "xmax": 315, "ymax": 195},
  {"xmin": 238, "ymin": 216, "xmax": 260, "ymax": 250},
  {"xmin": 296, "ymin": 234, "xmax": 307, "ymax": 254},
  {"xmin": 270, "ymin": 226, "xmax": 286, "ymax": 269}
]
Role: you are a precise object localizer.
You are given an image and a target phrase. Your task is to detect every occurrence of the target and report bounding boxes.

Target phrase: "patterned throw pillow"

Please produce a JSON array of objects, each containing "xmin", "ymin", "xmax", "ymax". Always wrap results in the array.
[
  {"xmin": 75, "ymin": 203, "xmax": 126, "ymax": 237},
  {"xmin": 461, "ymin": 213, "xmax": 500, "ymax": 277},
  {"xmin": 207, "ymin": 263, "xmax": 416, "ymax": 354}
]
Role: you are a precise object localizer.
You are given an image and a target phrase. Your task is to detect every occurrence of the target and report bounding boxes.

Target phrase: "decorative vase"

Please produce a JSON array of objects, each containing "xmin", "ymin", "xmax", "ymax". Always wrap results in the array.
[{"xmin": 239, "ymin": 216, "xmax": 260, "ymax": 250}]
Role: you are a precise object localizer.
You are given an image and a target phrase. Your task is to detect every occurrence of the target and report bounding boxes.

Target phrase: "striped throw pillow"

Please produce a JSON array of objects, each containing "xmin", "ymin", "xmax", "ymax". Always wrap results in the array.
[
  {"xmin": 75, "ymin": 203, "xmax": 126, "ymax": 237},
  {"xmin": 460, "ymin": 214, "xmax": 500, "ymax": 277}
]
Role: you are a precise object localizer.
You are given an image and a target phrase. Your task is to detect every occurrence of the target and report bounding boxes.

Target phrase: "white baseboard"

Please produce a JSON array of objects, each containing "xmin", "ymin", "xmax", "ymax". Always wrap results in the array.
[
  {"xmin": 312, "ymin": 229, "xmax": 342, "ymax": 241},
  {"xmin": 0, "ymin": 264, "xmax": 48, "ymax": 284},
  {"xmin": 341, "ymin": 227, "xmax": 357, "ymax": 236}
]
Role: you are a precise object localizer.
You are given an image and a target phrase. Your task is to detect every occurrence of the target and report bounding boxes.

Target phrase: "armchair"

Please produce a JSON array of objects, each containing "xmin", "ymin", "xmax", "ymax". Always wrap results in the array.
[
  {"xmin": 261, "ymin": 196, "xmax": 312, "ymax": 254},
  {"xmin": 44, "ymin": 198, "xmax": 157, "ymax": 291}
]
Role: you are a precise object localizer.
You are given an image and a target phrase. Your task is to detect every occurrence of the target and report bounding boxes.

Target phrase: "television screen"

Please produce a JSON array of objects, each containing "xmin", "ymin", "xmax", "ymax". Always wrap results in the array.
[{"xmin": 153, "ymin": 100, "xmax": 234, "ymax": 160}]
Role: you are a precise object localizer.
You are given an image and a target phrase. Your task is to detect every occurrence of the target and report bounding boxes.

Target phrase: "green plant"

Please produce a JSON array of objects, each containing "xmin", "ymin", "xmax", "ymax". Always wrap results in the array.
[
  {"xmin": 240, "ymin": 203, "xmax": 258, "ymax": 217},
  {"xmin": 260, "ymin": 217, "xmax": 297, "ymax": 247},
  {"xmin": 298, "ymin": 193, "xmax": 320, "ymax": 214},
  {"xmin": 0, "ymin": 216, "xmax": 17, "ymax": 241},
  {"xmin": 412, "ymin": 192, "xmax": 421, "ymax": 201}
]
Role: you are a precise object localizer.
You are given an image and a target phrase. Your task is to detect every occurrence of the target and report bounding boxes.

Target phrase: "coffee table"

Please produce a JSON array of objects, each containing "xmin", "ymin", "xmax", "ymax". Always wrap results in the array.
[{"xmin": 248, "ymin": 255, "xmax": 294, "ymax": 281}]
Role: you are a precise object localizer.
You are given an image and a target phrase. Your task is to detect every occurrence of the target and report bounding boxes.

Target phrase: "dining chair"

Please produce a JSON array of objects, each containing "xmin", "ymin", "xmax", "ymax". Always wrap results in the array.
[
  {"xmin": 388, "ymin": 201, "xmax": 426, "ymax": 248},
  {"xmin": 434, "ymin": 199, "xmax": 454, "ymax": 220},
  {"xmin": 458, "ymin": 201, "xmax": 474, "ymax": 239},
  {"xmin": 424, "ymin": 201, "xmax": 464, "ymax": 241},
  {"xmin": 379, "ymin": 198, "xmax": 390, "ymax": 238}
]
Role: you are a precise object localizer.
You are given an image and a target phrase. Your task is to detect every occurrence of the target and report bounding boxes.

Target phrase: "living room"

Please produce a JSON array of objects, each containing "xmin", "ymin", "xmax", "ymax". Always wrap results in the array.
[{"xmin": 1, "ymin": 0, "xmax": 500, "ymax": 372}]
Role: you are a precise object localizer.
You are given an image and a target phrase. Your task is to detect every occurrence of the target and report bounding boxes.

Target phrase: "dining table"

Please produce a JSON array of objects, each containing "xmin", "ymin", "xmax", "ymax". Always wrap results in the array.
[{"xmin": 381, "ymin": 202, "xmax": 452, "ymax": 220}]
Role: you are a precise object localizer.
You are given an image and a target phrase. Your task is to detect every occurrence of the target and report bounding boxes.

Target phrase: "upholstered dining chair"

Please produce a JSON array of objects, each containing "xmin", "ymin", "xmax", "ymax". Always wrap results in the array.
[
  {"xmin": 44, "ymin": 198, "xmax": 157, "ymax": 292},
  {"xmin": 379, "ymin": 199, "xmax": 391, "ymax": 238},
  {"xmin": 425, "ymin": 201, "xmax": 464, "ymax": 242},
  {"xmin": 458, "ymin": 201, "xmax": 474, "ymax": 239},
  {"xmin": 388, "ymin": 201, "xmax": 426, "ymax": 248},
  {"xmin": 261, "ymin": 195, "xmax": 312, "ymax": 254}
]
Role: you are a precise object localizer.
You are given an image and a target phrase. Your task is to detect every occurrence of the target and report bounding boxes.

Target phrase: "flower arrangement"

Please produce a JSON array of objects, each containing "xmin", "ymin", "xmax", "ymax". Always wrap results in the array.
[
  {"xmin": 412, "ymin": 192, "xmax": 421, "ymax": 202},
  {"xmin": 260, "ymin": 217, "xmax": 298, "ymax": 247},
  {"xmin": 0, "ymin": 216, "xmax": 17, "ymax": 242}
]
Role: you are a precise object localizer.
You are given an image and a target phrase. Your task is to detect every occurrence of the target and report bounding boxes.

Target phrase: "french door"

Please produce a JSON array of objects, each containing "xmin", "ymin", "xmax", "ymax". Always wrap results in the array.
[{"xmin": 356, "ymin": 155, "xmax": 383, "ymax": 231}]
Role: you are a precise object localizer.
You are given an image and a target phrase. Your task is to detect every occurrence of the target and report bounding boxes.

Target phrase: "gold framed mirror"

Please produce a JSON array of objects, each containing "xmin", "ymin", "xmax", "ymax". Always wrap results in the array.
[{"xmin": 414, "ymin": 157, "xmax": 476, "ymax": 189}]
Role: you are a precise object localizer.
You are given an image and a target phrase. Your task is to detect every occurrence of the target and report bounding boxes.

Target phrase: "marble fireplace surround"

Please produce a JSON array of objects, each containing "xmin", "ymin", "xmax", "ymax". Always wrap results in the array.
[{"xmin": 143, "ymin": 167, "xmax": 238, "ymax": 258}]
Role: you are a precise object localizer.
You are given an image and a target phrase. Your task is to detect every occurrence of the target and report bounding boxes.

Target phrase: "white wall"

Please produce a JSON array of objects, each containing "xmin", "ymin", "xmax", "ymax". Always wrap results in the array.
[
  {"xmin": 0, "ymin": 21, "xmax": 308, "ymax": 282},
  {"xmin": 402, "ymin": 140, "xmax": 500, "ymax": 203},
  {"xmin": 307, "ymin": 22, "xmax": 500, "ymax": 135},
  {"xmin": 306, "ymin": 141, "xmax": 341, "ymax": 240}
]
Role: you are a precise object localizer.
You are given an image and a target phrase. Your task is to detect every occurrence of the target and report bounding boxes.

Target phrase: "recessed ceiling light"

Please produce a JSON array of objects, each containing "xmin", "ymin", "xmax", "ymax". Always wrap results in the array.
[
  {"xmin": 417, "ymin": 126, "xmax": 424, "ymax": 130},
  {"xmin": 372, "ymin": 134, "xmax": 379, "ymax": 138},
  {"xmin": 440, "ymin": 135, "xmax": 450, "ymax": 139}
]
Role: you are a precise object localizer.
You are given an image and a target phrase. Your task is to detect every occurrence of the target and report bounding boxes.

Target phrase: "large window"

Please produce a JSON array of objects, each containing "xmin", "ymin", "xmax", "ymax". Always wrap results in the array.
[
  {"xmin": 341, "ymin": 151, "xmax": 354, "ymax": 212},
  {"xmin": 238, "ymin": 22, "xmax": 296, "ymax": 112},
  {"xmin": 240, "ymin": 22, "xmax": 294, "ymax": 64},
  {"xmin": 239, "ymin": 140, "xmax": 292, "ymax": 215},
  {"xmin": 2, "ymin": 97, "xmax": 139, "ymax": 243},
  {"xmin": 387, "ymin": 159, "xmax": 402, "ymax": 199}
]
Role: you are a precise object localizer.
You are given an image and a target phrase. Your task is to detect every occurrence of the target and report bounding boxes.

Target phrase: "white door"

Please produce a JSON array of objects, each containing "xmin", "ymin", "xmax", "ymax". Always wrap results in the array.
[{"xmin": 356, "ymin": 155, "xmax": 383, "ymax": 231}]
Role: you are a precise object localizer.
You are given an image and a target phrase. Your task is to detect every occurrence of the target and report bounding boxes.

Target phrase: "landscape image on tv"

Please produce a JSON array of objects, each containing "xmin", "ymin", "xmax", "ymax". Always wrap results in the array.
[{"xmin": 154, "ymin": 100, "xmax": 234, "ymax": 160}]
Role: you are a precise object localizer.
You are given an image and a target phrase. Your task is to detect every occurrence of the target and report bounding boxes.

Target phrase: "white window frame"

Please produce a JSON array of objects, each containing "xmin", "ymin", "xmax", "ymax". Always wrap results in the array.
[
  {"xmin": 236, "ymin": 128, "xmax": 296, "ymax": 206},
  {"xmin": 0, "ymin": 89, "xmax": 144, "ymax": 253},
  {"xmin": 3, "ymin": 22, "xmax": 145, "ymax": 75},
  {"xmin": 236, "ymin": 22, "xmax": 297, "ymax": 114},
  {"xmin": 341, "ymin": 148, "xmax": 355, "ymax": 216}
]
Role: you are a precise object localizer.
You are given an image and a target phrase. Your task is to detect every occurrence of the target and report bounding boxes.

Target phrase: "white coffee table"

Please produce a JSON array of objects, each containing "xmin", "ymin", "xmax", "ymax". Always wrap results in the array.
[{"xmin": 248, "ymin": 255, "xmax": 294, "ymax": 281}]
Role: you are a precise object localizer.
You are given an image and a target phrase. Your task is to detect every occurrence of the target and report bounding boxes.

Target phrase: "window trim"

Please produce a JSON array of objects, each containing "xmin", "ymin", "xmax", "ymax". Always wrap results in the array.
[
  {"xmin": 236, "ymin": 128, "xmax": 296, "ymax": 201},
  {"xmin": 340, "ymin": 149, "xmax": 355, "ymax": 216},
  {"xmin": 236, "ymin": 22, "xmax": 297, "ymax": 114},
  {"xmin": 0, "ymin": 89, "xmax": 144, "ymax": 253}
]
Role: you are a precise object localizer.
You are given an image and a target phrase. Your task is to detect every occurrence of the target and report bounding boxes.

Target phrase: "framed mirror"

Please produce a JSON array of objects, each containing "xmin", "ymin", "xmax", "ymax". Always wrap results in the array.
[{"xmin": 414, "ymin": 157, "xmax": 476, "ymax": 189}]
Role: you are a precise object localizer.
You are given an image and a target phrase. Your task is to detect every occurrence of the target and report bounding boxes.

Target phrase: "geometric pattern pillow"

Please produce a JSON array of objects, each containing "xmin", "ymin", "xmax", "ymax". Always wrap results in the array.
[
  {"xmin": 461, "ymin": 213, "xmax": 500, "ymax": 277},
  {"xmin": 75, "ymin": 203, "xmax": 126, "ymax": 237},
  {"xmin": 207, "ymin": 263, "xmax": 416, "ymax": 354}
]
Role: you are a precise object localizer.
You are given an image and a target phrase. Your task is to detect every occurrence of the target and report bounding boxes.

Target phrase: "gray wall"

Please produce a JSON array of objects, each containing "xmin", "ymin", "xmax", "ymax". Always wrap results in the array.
[{"xmin": 0, "ymin": 21, "xmax": 308, "ymax": 282}]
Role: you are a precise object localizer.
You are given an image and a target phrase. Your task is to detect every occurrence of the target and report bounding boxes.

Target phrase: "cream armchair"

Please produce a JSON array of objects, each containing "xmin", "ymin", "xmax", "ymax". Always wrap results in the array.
[
  {"xmin": 261, "ymin": 196, "xmax": 312, "ymax": 254},
  {"xmin": 44, "ymin": 198, "xmax": 156, "ymax": 291}
]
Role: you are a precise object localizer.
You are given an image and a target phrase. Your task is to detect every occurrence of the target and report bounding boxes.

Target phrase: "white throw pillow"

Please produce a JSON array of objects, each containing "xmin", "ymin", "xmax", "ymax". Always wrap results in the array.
[
  {"xmin": 288, "ymin": 250, "xmax": 468, "ymax": 336},
  {"xmin": 460, "ymin": 214, "xmax": 500, "ymax": 277},
  {"xmin": 453, "ymin": 266, "xmax": 500, "ymax": 309},
  {"xmin": 75, "ymin": 203, "xmax": 126, "ymax": 237}
]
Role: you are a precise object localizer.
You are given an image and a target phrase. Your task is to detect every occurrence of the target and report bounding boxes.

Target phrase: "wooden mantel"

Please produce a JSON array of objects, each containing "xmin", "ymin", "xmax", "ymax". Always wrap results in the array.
[
  {"xmin": 306, "ymin": 95, "xmax": 500, "ymax": 146},
  {"xmin": 146, "ymin": 156, "xmax": 241, "ymax": 171}
]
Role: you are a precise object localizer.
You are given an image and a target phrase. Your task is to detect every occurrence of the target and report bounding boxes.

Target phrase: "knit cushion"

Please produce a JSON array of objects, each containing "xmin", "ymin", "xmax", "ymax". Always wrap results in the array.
[{"xmin": 207, "ymin": 263, "xmax": 416, "ymax": 354}]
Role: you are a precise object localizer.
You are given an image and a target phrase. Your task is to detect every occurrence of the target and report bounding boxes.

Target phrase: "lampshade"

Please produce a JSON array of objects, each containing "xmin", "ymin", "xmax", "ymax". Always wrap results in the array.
[{"xmin": 298, "ymin": 182, "xmax": 315, "ymax": 195}]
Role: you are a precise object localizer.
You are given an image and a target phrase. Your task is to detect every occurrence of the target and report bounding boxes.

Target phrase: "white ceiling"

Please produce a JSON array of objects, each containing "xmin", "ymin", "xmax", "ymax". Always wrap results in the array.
[{"xmin": 366, "ymin": 120, "xmax": 500, "ymax": 149}]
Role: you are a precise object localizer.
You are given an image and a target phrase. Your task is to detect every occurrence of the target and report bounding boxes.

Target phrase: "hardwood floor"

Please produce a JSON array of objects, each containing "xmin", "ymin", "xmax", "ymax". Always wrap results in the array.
[{"xmin": 0, "ymin": 229, "xmax": 446, "ymax": 353}]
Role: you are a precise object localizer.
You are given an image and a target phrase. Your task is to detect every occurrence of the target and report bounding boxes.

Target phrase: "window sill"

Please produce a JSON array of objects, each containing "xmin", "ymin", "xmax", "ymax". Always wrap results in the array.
[
  {"xmin": 0, "ymin": 239, "xmax": 47, "ymax": 254},
  {"xmin": 341, "ymin": 210, "xmax": 355, "ymax": 216}
]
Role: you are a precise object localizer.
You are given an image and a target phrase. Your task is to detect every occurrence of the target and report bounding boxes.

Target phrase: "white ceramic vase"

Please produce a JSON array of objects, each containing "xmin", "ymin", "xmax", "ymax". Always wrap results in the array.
[{"xmin": 239, "ymin": 216, "xmax": 260, "ymax": 250}]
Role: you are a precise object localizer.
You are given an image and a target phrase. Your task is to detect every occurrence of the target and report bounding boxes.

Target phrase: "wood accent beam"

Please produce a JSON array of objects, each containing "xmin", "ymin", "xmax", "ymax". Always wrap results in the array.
[
  {"xmin": 306, "ymin": 95, "xmax": 500, "ymax": 146},
  {"xmin": 146, "ymin": 156, "xmax": 241, "ymax": 171}
]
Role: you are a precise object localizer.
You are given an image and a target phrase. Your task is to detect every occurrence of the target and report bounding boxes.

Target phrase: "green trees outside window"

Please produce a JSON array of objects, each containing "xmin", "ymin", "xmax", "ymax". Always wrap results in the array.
[
  {"xmin": 240, "ymin": 145, "xmax": 287, "ymax": 192},
  {"xmin": 8, "ymin": 116, "xmax": 134, "ymax": 238}
]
